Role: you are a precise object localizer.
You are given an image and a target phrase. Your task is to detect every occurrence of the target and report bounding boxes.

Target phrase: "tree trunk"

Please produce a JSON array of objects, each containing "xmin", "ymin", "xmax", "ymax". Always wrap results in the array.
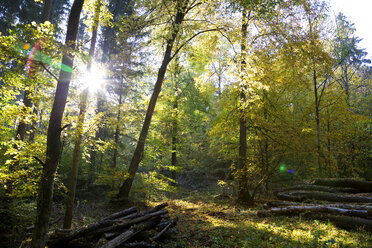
[
  {"xmin": 170, "ymin": 59, "xmax": 180, "ymax": 180},
  {"xmin": 237, "ymin": 6, "xmax": 251, "ymax": 203},
  {"xmin": 31, "ymin": 1, "xmax": 84, "ymax": 247},
  {"xmin": 276, "ymin": 191, "xmax": 372, "ymax": 203},
  {"xmin": 112, "ymin": 80, "xmax": 123, "ymax": 169},
  {"xmin": 63, "ymin": 0, "xmax": 101, "ymax": 230},
  {"xmin": 117, "ymin": 0, "xmax": 189, "ymax": 199},
  {"xmin": 258, "ymin": 205, "xmax": 372, "ymax": 219},
  {"xmin": 313, "ymin": 69, "xmax": 322, "ymax": 174},
  {"xmin": 89, "ymin": 92, "xmax": 106, "ymax": 183},
  {"xmin": 322, "ymin": 215, "xmax": 372, "ymax": 232},
  {"xmin": 274, "ymin": 184, "xmax": 360, "ymax": 194},
  {"xmin": 41, "ymin": 0, "xmax": 53, "ymax": 23},
  {"xmin": 62, "ymin": 88, "xmax": 89, "ymax": 229},
  {"xmin": 311, "ymin": 178, "xmax": 372, "ymax": 192},
  {"xmin": 171, "ymin": 99, "xmax": 178, "ymax": 180}
]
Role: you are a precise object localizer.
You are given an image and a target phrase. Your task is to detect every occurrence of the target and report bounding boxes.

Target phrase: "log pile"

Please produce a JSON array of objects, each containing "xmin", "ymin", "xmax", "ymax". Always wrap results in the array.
[
  {"xmin": 258, "ymin": 178, "xmax": 372, "ymax": 232},
  {"xmin": 47, "ymin": 202, "xmax": 178, "ymax": 248}
]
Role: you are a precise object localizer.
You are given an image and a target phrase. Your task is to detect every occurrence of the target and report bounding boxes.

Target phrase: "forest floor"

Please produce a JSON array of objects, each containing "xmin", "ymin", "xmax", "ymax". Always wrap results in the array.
[
  {"xmin": 151, "ymin": 189, "xmax": 372, "ymax": 248},
  {"xmin": 45, "ymin": 187, "xmax": 372, "ymax": 248}
]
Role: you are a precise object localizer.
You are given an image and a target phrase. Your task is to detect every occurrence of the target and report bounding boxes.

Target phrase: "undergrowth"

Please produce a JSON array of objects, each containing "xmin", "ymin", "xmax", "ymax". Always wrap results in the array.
[{"xmin": 148, "ymin": 189, "xmax": 372, "ymax": 248}]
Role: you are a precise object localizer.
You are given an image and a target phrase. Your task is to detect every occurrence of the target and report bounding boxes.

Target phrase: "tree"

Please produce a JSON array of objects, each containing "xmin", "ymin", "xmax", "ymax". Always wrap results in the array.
[
  {"xmin": 31, "ymin": 1, "xmax": 85, "ymax": 247},
  {"xmin": 117, "ymin": 0, "xmax": 217, "ymax": 199},
  {"xmin": 333, "ymin": 12, "xmax": 371, "ymax": 106},
  {"xmin": 63, "ymin": 0, "xmax": 103, "ymax": 229}
]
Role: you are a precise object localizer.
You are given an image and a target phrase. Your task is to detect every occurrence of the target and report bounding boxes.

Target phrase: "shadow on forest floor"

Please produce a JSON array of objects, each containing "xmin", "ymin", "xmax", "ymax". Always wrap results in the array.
[{"xmin": 146, "ymin": 189, "xmax": 372, "ymax": 248}]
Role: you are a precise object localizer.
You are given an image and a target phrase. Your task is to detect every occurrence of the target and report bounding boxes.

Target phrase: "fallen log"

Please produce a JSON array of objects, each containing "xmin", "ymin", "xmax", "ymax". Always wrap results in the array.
[
  {"xmin": 152, "ymin": 217, "xmax": 178, "ymax": 241},
  {"xmin": 274, "ymin": 184, "xmax": 359, "ymax": 194},
  {"xmin": 115, "ymin": 203, "xmax": 168, "ymax": 221},
  {"xmin": 102, "ymin": 217, "xmax": 160, "ymax": 248},
  {"xmin": 277, "ymin": 191, "xmax": 372, "ymax": 203},
  {"xmin": 311, "ymin": 178, "xmax": 372, "ymax": 193},
  {"xmin": 48, "ymin": 219, "xmax": 120, "ymax": 246},
  {"xmin": 122, "ymin": 242, "xmax": 160, "ymax": 248},
  {"xmin": 48, "ymin": 203, "xmax": 169, "ymax": 247},
  {"xmin": 102, "ymin": 206, "xmax": 138, "ymax": 221},
  {"xmin": 91, "ymin": 209, "xmax": 168, "ymax": 237},
  {"xmin": 263, "ymin": 200, "xmax": 300, "ymax": 208},
  {"xmin": 264, "ymin": 201, "xmax": 372, "ymax": 211},
  {"xmin": 314, "ymin": 215, "xmax": 372, "ymax": 232},
  {"xmin": 257, "ymin": 205, "xmax": 372, "ymax": 219}
]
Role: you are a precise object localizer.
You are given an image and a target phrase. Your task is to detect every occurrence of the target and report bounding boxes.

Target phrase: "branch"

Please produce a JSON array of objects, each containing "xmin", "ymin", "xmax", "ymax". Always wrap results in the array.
[
  {"xmin": 61, "ymin": 124, "xmax": 71, "ymax": 131},
  {"xmin": 40, "ymin": 63, "xmax": 59, "ymax": 81},
  {"xmin": 170, "ymin": 28, "xmax": 221, "ymax": 61},
  {"xmin": 218, "ymin": 29, "xmax": 239, "ymax": 59},
  {"xmin": 33, "ymin": 156, "xmax": 45, "ymax": 167}
]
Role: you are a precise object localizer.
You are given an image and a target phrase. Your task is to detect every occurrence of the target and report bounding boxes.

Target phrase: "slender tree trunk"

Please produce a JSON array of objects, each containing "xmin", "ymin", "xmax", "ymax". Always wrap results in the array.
[
  {"xmin": 31, "ymin": 1, "xmax": 84, "ymax": 247},
  {"xmin": 62, "ymin": 88, "xmax": 88, "ymax": 229},
  {"xmin": 171, "ymin": 99, "xmax": 178, "ymax": 180},
  {"xmin": 89, "ymin": 92, "xmax": 106, "ymax": 182},
  {"xmin": 313, "ymin": 69, "xmax": 322, "ymax": 174},
  {"xmin": 343, "ymin": 66, "xmax": 350, "ymax": 106},
  {"xmin": 42, "ymin": 0, "xmax": 53, "ymax": 22},
  {"xmin": 237, "ymin": 7, "xmax": 251, "ymax": 203},
  {"xmin": 63, "ymin": 0, "xmax": 101, "ymax": 229},
  {"xmin": 170, "ymin": 59, "xmax": 180, "ymax": 180},
  {"xmin": 117, "ymin": 0, "xmax": 189, "ymax": 199},
  {"xmin": 15, "ymin": 0, "xmax": 53, "ymax": 144},
  {"xmin": 112, "ymin": 85, "xmax": 123, "ymax": 169}
]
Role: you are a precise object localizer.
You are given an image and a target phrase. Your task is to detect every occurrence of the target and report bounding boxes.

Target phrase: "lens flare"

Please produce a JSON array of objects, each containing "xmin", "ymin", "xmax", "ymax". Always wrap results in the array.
[{"xmin": 11, "ymin": 41, "xmax": 73, "ymax": 73}]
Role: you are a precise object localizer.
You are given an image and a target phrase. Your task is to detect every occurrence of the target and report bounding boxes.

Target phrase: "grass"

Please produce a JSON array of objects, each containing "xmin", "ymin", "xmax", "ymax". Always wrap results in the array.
[{"xmin": 145, "ymin": 189, "xmax": 372, "ymax": 248}]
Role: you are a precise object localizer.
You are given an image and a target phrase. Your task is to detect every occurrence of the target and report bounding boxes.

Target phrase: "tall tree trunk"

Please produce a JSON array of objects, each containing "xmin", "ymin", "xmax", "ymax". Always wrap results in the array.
[
  {"xmin": 31, "ymin": 1, "xmax": 84, "ymax": 247},
  {"xmin": 89, "ymin": 92, "xmax": 106, "ymax": 183},
  {"xmin": 112, "ymin": 83, "xmax": 123, "ymax": 169},
  {"xmin": 42, "ymin": 0, "xmax": 53, "ymax": 22},
  {"xmin": 117, "ymin": 0, "xmax": 189, "ymax": 199},
  {"xmin": 170, "ymin": 59, "xmax": 180, "ymax": 180},
  {"xmin": 313, "ymin": 69, "xmax": 322, "ymax": 174},
  {"xmin": 237, "ymin": 7, "xmax": 251, "ymax": 203},
  {"xmin": 171, "ymin": 99, "xmax": 178, "ymax": 180},
  {"xmin": 63, "ymin": 0, "xmax": 101, "ymax": 229}
]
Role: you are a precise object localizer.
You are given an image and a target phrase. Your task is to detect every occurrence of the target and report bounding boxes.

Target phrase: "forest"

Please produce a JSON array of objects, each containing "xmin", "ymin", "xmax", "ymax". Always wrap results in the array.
[{"xmin": 0, "ymin": 0, "xmax": 371, "ymax": 247}]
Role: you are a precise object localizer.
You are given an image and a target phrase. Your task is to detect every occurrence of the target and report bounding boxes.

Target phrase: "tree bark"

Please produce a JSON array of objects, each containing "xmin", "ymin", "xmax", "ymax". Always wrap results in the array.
[
  {"xmin": 313, "ymin": 69, "xmax": 322, "ymax": 174},
  {"xmin": 48, "ymin": 207, "xmax": 138, "ymax": 246},
  {"xmin": 117, "ymin": 0, "xmax": 189, "ymax": 199},
  {"xmin": 102, "ymin": 217, "xmax": 160, "ymax": 248},
  {"xmin": 62, "ymin": 87, "xmax": 89, "ymax": 229},
  {"xmin": 170, "ymin": 60, "xmax": 180, "ymax": 180},
  {"xmin": 31, "ymin": 1, "xmax": 85, "ymax": 247},
  {"xmin": 91, "ymin": 210, "xmax": 168, "ymax": 237},
  {"xmin": 112, "ymin": 79, "xmax": 123, "ymax": 169},
  {"xmin": 258, "ymin": 205, "xmax": 372, "ymax": 219},
  {"xmin": 276, "ymin": 191, "xmax": 372, "ymax": 203},
  {"xmin": 42, "ymin": 0, "xmax": 53, "ymax": 22},
  {"xmin": 89, "ymin": 92, "xmax": 106, "ymax": 183},
  {"xmin": 63, "ymin": 0, "xmax": 101, "ymax": 230},
  {"xmin": 151, "ymin": 217, "xmax": 178, "ymax": 241},
  {"xmin": 237, "ymin": 6, "xmax": 251, "ymax": 203},
  {"xmin": 311, "ymin": 178, "xmax": 372, "ymax": 192},
  {"xmin": 322, "ymin": 215, "xmax": 372, "ymax": 232},
  {"xmin": 274, "ymin": 184, "xmax": 360, "ymax": 194}
]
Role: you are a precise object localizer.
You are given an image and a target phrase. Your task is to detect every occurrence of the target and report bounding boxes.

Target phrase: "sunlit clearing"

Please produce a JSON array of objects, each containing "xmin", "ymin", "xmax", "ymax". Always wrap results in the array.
[{"xmin": 82, "ymin": 63, "xmax": 106, "ymax": 92}]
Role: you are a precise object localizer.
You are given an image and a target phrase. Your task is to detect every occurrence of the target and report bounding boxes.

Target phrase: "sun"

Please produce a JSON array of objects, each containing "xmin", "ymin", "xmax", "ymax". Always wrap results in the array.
[{"xmin": 82, "ymin": 62, "xmax": 106, "ymax": 92}]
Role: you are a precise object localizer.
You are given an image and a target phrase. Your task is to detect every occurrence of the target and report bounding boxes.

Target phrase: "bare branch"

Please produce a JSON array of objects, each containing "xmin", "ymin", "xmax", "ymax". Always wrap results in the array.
[
  {"xmin": 40, "ymin": 63, "xmax": 59, "ymax": 81},
  {"xmin": 33, "ymin": 156, "xmax": 45, "ymax": 167},
  {"xmin": 171, "ymin": 28, "xmax": 221, "ymax": 61}
]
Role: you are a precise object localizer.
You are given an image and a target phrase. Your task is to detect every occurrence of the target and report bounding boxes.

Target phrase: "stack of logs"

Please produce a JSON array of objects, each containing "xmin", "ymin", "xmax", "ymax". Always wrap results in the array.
[
  {"xmin": 258, "ymin": 178, "xmax": 372, "ymax": 232},
  {"xmin": 47, "ymin": 202, "xmax": 178, "ymax": 248}
]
